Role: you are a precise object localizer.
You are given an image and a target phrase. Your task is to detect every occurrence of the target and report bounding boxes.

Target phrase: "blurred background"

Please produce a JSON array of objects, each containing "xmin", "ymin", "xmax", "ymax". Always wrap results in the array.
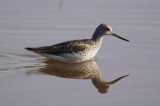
[{"xmin": 0, "ymin": 0, "xmax": 160, "ymax": 106}]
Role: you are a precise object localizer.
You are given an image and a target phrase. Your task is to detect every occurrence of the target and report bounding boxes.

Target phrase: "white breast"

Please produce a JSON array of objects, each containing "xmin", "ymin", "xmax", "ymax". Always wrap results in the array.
[{"xmin": 36, "ymin": 39, "xmax": 102, "ymax": 63}]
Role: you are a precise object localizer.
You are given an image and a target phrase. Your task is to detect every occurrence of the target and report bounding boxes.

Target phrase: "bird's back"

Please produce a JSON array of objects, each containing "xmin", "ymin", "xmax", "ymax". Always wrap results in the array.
[
  {"xmin": 25, "ymin": 39, "xmax": 94, "ymax": 54},
  {"xmin": 25, "ymin": 39, "xmax": 100, "ymax": 63}
]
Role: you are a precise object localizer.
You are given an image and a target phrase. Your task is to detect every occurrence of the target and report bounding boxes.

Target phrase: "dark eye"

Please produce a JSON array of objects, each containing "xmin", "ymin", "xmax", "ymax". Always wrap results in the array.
[{"xmin": 105, "ymin": 27, "xmax": 110, "ymax": 30}]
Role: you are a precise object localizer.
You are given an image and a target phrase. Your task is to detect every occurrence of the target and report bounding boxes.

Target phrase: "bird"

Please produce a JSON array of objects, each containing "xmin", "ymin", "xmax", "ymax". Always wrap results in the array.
[{"xmin": 25, "ymin": 24, "xmax": 129, "ymax": 63}]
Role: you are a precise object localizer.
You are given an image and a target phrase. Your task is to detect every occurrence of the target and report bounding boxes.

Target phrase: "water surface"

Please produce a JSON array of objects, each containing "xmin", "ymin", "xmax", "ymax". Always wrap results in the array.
[{"xmin": 0, "ymin": 0, "xmax": 160, "ymax": 106}]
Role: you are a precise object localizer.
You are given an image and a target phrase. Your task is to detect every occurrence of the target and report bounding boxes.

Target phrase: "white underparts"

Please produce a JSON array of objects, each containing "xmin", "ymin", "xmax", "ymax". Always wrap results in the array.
[{"xmin": 35, "ymin": 38, "xmax": 102, "ymax": 63}]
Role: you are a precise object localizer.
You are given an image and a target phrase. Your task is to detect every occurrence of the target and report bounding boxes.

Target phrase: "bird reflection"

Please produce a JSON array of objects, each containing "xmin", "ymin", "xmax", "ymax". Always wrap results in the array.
[{"xmin": 27, "ymin": 59, "xmax": 129, "ymax": 94}]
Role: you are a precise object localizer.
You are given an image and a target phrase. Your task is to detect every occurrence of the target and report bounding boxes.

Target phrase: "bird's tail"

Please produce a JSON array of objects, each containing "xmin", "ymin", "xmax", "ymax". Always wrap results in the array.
[{"xmin": 25, "ymin": 47, "xmax": 35, "ymax": 51}]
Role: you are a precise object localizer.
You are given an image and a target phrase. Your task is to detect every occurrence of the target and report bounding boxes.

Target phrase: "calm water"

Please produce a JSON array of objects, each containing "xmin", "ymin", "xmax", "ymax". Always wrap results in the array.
[{"xmin": 0, "ymin": 0, "xmax": 160, "ymax": 106}]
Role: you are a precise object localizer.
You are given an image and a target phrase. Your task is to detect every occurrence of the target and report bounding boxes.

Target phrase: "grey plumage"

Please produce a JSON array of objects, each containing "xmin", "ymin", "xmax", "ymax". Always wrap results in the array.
[
  {"xmin": 25, "ymin": 24, "xmax": 129, "ymax": 63},
  {"xmin": 25, "ymin": 39, "xmax": 95, "ymax": 55}
]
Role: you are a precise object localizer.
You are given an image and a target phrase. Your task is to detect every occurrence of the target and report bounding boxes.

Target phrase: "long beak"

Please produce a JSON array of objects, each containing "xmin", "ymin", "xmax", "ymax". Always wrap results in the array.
[{"xmin": 112, "ymin": 33, "xmax": 130, "ymax": 42}]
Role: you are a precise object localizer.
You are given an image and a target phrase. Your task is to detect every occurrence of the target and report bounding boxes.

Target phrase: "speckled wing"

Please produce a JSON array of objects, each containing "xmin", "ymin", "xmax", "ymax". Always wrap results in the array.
[{"xmin": 25, "ymin": 39, "xmax": 94, "ymax": 56}]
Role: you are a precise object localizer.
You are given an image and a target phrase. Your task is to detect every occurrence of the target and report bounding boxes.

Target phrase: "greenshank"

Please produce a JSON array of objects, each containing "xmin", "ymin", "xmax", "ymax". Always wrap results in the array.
[{"xmin": 25, "ymin": 24, "xmax": 129, "ymax": 63}]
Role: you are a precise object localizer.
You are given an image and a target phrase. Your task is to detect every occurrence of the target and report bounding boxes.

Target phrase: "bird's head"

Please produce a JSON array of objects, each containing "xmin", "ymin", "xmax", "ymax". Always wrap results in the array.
[{"xmin": 92, "ymin": 24, "xmax": 130, "ymax": 42}]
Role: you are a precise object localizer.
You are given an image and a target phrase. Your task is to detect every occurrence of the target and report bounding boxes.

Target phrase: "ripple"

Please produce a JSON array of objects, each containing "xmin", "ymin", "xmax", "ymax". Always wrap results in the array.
[{"xmin": 0, "ymin": 53, "xmax": 45, "ymax": 76}]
